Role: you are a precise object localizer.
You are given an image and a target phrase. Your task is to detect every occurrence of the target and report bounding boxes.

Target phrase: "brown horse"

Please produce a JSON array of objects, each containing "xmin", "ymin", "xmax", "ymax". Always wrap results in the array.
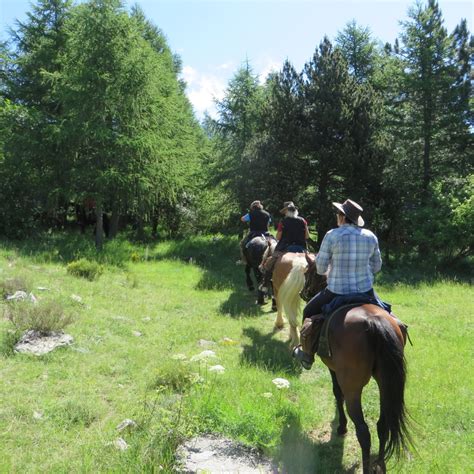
[
  {"xmin": 301, "ymin": 255, "xmax": 411, "ymax": 473},
  {"xmin": 269, "ymin": 252, "xmax": 308, "ymax": 347}
]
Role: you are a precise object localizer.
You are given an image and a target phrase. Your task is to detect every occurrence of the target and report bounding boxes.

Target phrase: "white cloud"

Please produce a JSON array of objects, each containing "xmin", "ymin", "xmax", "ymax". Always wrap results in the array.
[
  {"xmin": 216, "ymin": 61, "xmax": 235, "ymax": 71},
  {"xmin": 182, "ymin": 67, "xmax": 227, "ymax": 119},
  {"xmin": 182, "ymin": 57, "xmax": 284, "ymax": 120},
  {"xmin": 182, "ymin": 65, "xmax": 198, "ymax": 86},
  {"xmin": 257, "ymin": 57, "xmax": 283, "ymax": 84}
]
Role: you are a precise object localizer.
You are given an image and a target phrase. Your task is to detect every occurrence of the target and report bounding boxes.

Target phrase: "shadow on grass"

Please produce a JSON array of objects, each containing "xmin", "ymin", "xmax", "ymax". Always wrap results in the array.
[
  {"xmin": 219, "ymin": 291, "xmax": 268, "ymax": 318},
  {"xmin": 239, "ymin": 327, "xmax": 302, "ymax": 375},
  {"xmin": 155, "ymin": 237, "xmax": 270, "ymax": 318},
  {"xmin": 276, "ymin": 410, "xmax": 357, "ymax": 474}
]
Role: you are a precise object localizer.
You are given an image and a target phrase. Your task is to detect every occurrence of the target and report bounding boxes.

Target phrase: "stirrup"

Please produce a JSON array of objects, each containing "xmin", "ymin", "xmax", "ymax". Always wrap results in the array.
[{"xmin": 292, "ymin": 346, "xmax": 314, "ymax": 370}]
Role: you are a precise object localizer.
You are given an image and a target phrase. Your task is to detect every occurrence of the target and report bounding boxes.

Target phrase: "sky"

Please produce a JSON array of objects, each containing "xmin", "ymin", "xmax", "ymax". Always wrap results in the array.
[{"xmin": 1, "ymin": 0, "xmax": 472, "ymax": 118}]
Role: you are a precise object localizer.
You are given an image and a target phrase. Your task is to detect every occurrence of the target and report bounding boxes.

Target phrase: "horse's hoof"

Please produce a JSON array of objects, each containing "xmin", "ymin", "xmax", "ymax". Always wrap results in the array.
[
  {"xmin": 337, "ymin": 426, "xmax": 348, "ymax": 436},
  {"xmin": 274, "ymin": 324, "xmax": 284, "ymax": 331}
]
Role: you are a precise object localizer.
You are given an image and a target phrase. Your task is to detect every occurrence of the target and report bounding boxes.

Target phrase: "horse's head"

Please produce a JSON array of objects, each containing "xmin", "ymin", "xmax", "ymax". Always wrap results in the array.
[{"xmin": 300, "ymin": 253, "xmax": 327, "ymax": 302}]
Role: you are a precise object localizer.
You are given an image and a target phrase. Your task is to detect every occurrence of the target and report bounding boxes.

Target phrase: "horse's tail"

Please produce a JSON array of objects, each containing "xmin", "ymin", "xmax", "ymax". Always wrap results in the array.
[
  {"xmin": 368, "ymin": 316, "xmax": 412, "ymax": 461},
  {"xmin": 278, "ymin": 258, "xmax": 306, "ymax": 328}
]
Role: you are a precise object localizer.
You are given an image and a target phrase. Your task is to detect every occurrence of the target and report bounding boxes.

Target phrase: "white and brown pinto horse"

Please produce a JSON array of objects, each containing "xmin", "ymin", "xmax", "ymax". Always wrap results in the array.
[{"xmin": 266, "ymin": 251, "xmax": 308, "ymax": 347}]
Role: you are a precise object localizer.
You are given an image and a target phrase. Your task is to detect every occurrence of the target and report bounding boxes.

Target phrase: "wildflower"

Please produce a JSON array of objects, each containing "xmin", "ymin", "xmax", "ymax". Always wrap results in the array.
[
  {"xmin": 209, "ymin": 365, "xmax": 225, "ymax": 374},
  {"xmin": 272, "ymin": 377, "xmax": 290, "ymax": 389},
  {"xmin": 191, "ymin": 350, "xmax": 217, "ymax": 362},
  {"xmin": 221, "ymin": 337, "xmax": 238, "ymax": 345},
  {"xmin": 261, "ymin": 392, "xmax": 273, "ymax": 398},
  {"xmin": 171, "ymin": 353, "xmax": 187, "ymax": 361}
]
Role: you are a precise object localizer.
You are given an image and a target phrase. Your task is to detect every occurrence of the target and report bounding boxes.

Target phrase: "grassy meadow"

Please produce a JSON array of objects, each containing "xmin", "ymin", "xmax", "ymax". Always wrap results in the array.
[{"xmin": 0, "ymin": 234, "xmax": 472, "ymax": 473}]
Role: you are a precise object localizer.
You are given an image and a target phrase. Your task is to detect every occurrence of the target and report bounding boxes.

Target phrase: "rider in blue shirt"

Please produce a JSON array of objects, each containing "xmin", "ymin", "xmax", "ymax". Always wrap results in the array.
[{"xmin": 239, "ymin": 200, "xmax": 272, "ymax": 264}]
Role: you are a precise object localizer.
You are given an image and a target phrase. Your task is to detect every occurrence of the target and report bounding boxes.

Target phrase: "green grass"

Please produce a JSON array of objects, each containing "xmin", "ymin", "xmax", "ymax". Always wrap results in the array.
[{"xmin": 0, "ymin": 234, "xmax": 472, "ymax": 472}]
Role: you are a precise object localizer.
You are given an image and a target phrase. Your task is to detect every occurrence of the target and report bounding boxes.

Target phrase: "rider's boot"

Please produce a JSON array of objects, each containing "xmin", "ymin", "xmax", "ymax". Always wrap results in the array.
[{"xmin": 292, "ymin": 314, "xmax": 325, "ymax": 370}]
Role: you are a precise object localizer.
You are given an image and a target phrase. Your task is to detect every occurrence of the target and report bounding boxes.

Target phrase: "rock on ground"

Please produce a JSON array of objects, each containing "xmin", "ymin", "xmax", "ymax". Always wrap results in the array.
[
  {"xmin": 14, "ymin": 330, "xmax": 73, "ymax": 356},
  {"xmin": 177, "ymin": 434, "xmax": 274, "ymax": 473}
]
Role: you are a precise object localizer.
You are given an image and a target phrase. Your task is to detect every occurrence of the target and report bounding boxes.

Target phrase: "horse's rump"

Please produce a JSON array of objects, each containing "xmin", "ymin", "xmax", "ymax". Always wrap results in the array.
[
  {"xmin": 323, "ymin": 304, "xmax": 404, "ymax": 369},
  {"xmin": 245, "ymin": 236, "xmax": 268, "ymax": 267}
]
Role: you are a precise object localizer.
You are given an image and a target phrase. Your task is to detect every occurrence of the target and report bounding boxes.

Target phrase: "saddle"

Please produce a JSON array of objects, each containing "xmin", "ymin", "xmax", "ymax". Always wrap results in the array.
[
  {"xmin": 300, "ymin": 300, "xmax": 410, "ymax": 360},
  {"xmin": 245, "ymin": 233, "xmax": 274, "ymax": 248}
]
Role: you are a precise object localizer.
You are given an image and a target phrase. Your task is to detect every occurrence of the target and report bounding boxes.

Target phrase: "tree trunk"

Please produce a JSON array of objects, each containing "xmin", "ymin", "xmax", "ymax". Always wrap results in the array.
[
  {"xmin": 316, "ymin": 166, "xmax": 330, "ymax": 246},
  {"xmin": 136, "ymin": 211, "xmax": 145, "ymax": 241},
  {"xmin": 151, "ymin": 211, "xmax": 159, "ymax": 239},
  {"xmin": 109, "ymin": 208, "xmax": 120, "ymax": 239},
  {"xmin": 422, "ymin": 96, "xmax": 432, "ymax": 195},
  {"xmin": 95, "ymin": 203, "xmax": 104, "ymax": 250}
]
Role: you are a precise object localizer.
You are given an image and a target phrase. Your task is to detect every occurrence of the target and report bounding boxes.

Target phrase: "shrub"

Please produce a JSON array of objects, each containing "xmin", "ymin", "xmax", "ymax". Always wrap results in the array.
[
  {"xmin": 0, "ymin": 276, "xmax": 30, "ymax": 298},
  {"xmin": 4, "ymin": 300, "xmax": 74, "ymax": 333},
  {"xmin": 66, "ymin": 258, "xmax": 103, "ymax": 280},
  {"xmin": 149, "ymin": 361, "xmax": 201, "ymax": 393}
]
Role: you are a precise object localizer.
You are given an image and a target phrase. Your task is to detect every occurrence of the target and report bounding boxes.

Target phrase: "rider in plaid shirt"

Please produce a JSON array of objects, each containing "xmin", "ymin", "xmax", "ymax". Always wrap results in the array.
[
  {"xmin": 316, "ymin": 225, "xmax": 382, "ymax": 294},
  {"xmin": 302, "ymin": 198, "xmax": 382, "ymax": 318}
]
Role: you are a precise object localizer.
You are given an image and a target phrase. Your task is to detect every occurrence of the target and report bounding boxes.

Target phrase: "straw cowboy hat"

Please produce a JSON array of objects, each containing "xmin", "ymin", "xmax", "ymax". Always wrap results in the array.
[
  {"xmin": 332, "ymin": 199, "xmax": 365, "ymax": 227},
  {"xmin": 280, "ymin": 201, "xmax": 297, "ymax": 214},
  {"xmin": 250, "ymin": 200, "xmax": 263, "ymax": 210}
]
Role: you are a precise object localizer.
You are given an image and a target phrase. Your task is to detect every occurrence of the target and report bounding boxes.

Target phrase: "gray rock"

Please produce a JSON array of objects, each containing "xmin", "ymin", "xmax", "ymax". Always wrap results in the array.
[
  {"xmin": 6, "ymin": 291, "xmax": 28, "ymax": 301},
  {"xmin": 198, "ymin": 339, "xmax": 216, "ymax": 347},
  {"xmin": 176, "ymin": 435, "xmax": 274, "ymax": 473},
  {"xmin": 14, "ymin": 330, "xmax": 73, "ymax": 356},
  {"xmin": 116, "ymin": 419, "xmax": 138, "ymax": 432},
  {"xmin": 113, "ymin": 437, "xmax": 129, "ymax": 451}
]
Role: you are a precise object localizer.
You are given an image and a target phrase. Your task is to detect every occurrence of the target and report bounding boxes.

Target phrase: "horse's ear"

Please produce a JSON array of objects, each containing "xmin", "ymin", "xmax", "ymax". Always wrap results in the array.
[{"xmin": 305, "ymin": 253, "xmax": 315, "ymax": 266}]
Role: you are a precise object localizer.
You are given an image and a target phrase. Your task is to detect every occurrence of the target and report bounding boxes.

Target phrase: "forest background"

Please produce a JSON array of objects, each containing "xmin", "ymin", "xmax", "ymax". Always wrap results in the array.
[{"xmin": 0, "ymin": 0, "xmax": 472, "ymax": 269}]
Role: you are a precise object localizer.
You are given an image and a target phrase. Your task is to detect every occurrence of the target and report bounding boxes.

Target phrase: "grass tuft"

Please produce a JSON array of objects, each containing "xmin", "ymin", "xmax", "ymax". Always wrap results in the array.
[
  {"xmin": 0, "ymin": 276, "xmax": 31, "ymax": 298},
  {"xmin": 4, "ymin": 300, "xmax": 74, "ymax": 333},
  {"xmin": 66, "ymin": 258, "xmax": 103, "ymax": 281},
  {"xmin": 149, "ymin": 361, "xmax": 201, "ymax": 393}
]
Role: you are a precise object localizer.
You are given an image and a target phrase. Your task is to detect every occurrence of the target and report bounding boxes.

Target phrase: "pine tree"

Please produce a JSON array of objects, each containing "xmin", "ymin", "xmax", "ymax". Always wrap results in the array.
[
  {"xmin": 61, "ymin": 0, "xmax": 202, "ymax": 247},
  {"xmin": 335, "ymin": 20, "xmax": 377, "ymax": 83},
  {"xmin": 399, "ymin": 0, "xmax": 453, "ymax": 194},
  {"xmin": 212, "ymin": 61, "xmax": 264, "ymax": 212}
]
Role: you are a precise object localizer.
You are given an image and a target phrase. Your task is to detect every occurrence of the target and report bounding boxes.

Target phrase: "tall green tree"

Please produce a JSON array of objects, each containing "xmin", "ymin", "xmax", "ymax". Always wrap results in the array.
[
  {"xmin": 2, "ymin": 0, "xmax": 72, "ymax": 227},
  {"xmin": 253, "ymin": 60, "xmax": 306, "ymax": 212},
  {"xmin": 399, "ymin": 0, "xmax": 454, "ymax": 194},
  {"xmin": 212, "ymin": 62, "xmax": 264, "ymax": 213},
  {"xmin": 301, "ymin": 38, "xmax": 357, "ymax": 240},
  {"xmin": 61, "ymin": 0, "xmax": 201, "ymax": 247},
  {"xmin": 335, "ymin": 20, "xmax": 377, "ymax": 83}
]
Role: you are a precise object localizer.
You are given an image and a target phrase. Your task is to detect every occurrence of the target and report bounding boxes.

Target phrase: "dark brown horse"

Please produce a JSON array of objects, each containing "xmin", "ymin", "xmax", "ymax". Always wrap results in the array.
[{"xmin": 301, "ymin": 255, "xmax": 411, "ymax": 473}]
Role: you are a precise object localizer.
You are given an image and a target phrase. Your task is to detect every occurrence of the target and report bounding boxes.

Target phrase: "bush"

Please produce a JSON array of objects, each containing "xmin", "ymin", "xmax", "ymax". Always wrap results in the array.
[
  {"xmin": 4, "ymin": 300, "xmax": 74, "ymax": 333},
  {"xmin": 149, "ymin": 361, "xmax": 201, "ymax": 393},
  {"xmin": 66, "ymin": 258, "xmax": 103, "ymax": 280},
  {"xmin": 0, "ymin": 276, "xmax": 30, "ymax": 298}
]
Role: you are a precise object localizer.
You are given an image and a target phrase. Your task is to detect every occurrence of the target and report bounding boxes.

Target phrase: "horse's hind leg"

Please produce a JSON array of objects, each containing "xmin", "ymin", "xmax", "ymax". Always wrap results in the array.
[
  {"xmin": 329, "ymin": 370, "xmax": 347, "ymax": 435},
  {"xmin": 245, "ymin": 264, "xmax": 254, "ymax": 291},
  {"xmin": 274, "ymin": 296, "xmax": 284, "ymax": 330},
  {"xmin": 254, "ymin": 268, "xmax": 265, "ymax": 305},
  {"xmin": 345, "ymin": 391, "xmax": 371, "ymax": 474}
]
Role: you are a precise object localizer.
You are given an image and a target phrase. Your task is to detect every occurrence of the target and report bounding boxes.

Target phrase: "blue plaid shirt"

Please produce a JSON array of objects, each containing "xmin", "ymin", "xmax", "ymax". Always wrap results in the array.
[{"xmin": 316, "ymin": 224, "xmax": 382, "ymax": 294}]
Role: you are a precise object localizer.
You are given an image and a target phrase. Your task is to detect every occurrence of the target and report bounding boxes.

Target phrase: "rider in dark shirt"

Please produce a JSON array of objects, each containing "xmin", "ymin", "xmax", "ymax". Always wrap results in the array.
[
  {"xmin": 260, "ymin": 201, "xmax": 309, "ymax": 288},
  {"xmin": 239, "ymin": 200, "xmax": 272, "ymax": 264}
]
